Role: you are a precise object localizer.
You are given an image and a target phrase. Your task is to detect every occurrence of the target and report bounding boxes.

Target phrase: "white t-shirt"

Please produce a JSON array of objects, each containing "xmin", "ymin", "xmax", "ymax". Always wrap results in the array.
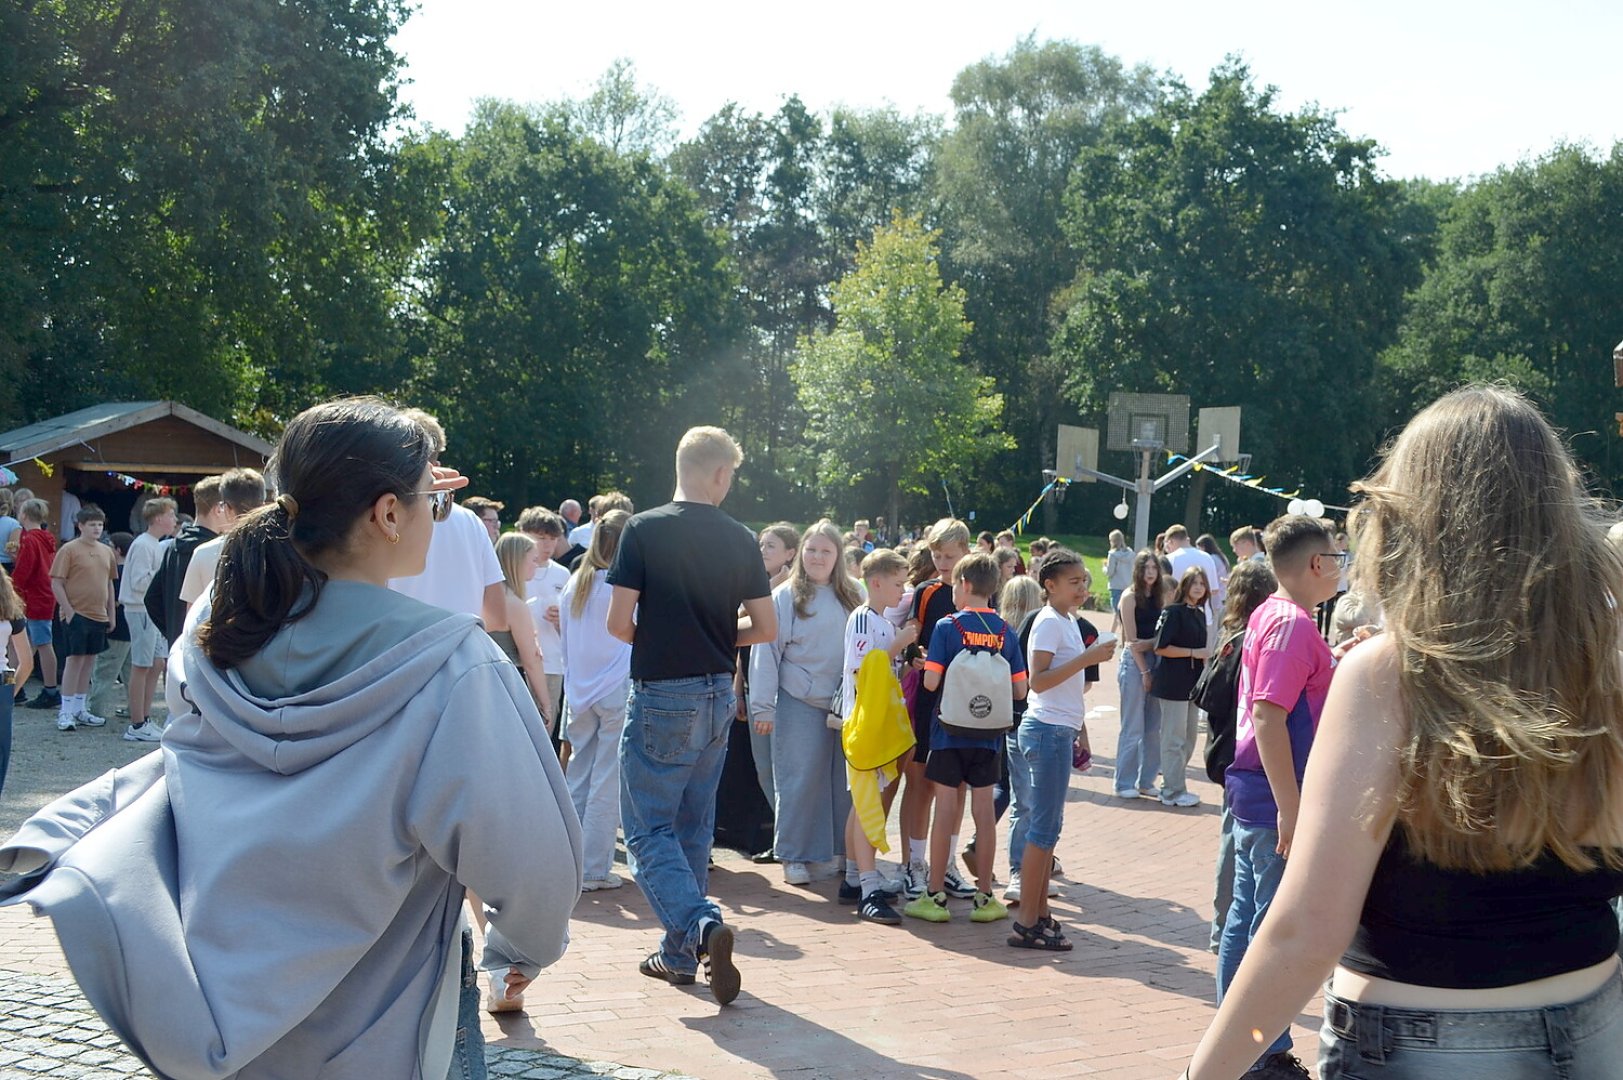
[
  {"xmin": 1025, "ymin": 605, "xmax": 1087, "ymax": 730},
  {"xmin": 841, "ymin": 604, "xmax": 896, "ymax": 716},
  {"xmin": 388, "ymin": 504, "xmax": 504, "ymax": 617},
  {"xmin": 567, "ymin": 522, "xmax": 595, "ymax": 549},
  {"xmin": 558, "ymin": 569, "xmax": 632, "ymax": 711},
  {"xmin": 525, "ymin": 560, "xmax": 572, "ymax": 676},
  {"xmin": 1167, "ymin": 543, "xmax": 1222, "ymax": 612},
  {"xmin": 179, "ymin": 535, "xmax": 227, "ymax": 606}
]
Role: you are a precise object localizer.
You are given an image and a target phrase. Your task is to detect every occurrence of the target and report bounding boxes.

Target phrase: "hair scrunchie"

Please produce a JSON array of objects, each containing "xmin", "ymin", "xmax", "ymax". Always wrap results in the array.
[{"xmin": 276, "ymin": 493, "xmax": 299, "ymax": 519}]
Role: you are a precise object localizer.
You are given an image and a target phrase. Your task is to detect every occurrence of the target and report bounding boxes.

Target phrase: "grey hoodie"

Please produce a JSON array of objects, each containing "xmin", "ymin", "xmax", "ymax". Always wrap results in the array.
[{"xmin": 0, "ymin": 580, "xmax": 582, "ymax": 1079}]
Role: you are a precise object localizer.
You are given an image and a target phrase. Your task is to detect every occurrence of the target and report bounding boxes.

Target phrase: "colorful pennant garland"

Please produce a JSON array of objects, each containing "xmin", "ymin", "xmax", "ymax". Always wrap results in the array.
[
  {"xmin": 1163, "ymin": 453, "xmax": 1349, "ymax": 513},
  {"xmin": 104, "ymin": 471, "xmax": 192, "ymax": 496},
  {"xmin": 1009, "ymin": 479, "xmax": 1065, "ymax": 536}
]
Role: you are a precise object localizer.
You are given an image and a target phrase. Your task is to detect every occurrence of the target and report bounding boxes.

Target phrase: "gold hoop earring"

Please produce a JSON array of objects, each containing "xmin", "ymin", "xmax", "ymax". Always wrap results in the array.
[{"xmin": 387, "ymin": 533, "xmax": 400, "ymax": 545}]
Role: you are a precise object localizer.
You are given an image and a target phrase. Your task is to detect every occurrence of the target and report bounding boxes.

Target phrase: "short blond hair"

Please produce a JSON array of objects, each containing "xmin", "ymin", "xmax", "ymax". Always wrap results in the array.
[
  {"xmin": 1165, "ymin": 523, "xmax": 1190, "ymax": 543},
  {"xmin": 142, "ymin": 497, "xmax": 178, "ymax": 524},
  {"xmin": 860, "ymin": 548, "xmax": 907, "ymax": 581},
  {"xmin": 676, "ymin": 426, "xmax": 743, "ymax": 477},
  {"xmin": 925, "ymin": 517, "xmax": 971, "ymax": 551}
]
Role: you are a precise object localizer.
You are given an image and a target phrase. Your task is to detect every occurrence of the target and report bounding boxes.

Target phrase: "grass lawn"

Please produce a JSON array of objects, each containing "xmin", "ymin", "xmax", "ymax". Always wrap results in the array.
[{"xmin": 1018, "ymin": 533, "xmax": 1113, "ymax": 613}]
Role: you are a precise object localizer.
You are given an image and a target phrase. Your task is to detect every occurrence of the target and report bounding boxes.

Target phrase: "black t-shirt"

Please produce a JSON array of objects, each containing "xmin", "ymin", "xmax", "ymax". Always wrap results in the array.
[
  {"xmin": 906, "ymin": 579, "xmax": 957, "ymax": 723},
  {"xmin": 1150, "ymin": 603, "xmax": 1207, "ymax": 701},
  {"xmin": 607, "ymin": 501, "xmax": 770, "ymax": 681}
]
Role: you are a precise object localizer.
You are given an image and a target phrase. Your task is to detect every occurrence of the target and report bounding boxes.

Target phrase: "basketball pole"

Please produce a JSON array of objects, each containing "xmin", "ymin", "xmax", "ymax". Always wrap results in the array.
[{"xmin": 1067, "ymin": 438, "xmax": 1223, "ymax": 550}]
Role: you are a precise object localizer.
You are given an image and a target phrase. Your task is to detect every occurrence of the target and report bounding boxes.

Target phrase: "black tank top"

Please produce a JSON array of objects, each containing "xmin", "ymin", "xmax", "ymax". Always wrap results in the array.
[
  {"xmin": 1133, "ymin": 595, "xmax": 1161, "ymax": 641},
  {"xmin": 1341, "ymin": 829, "xmax": 1623, "ymax": 988}
]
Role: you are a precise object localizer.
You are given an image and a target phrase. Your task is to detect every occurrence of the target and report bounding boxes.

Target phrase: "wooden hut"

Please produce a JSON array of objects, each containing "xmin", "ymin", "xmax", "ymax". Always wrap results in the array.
[{"xmin": 0, "ymin": 402, "xmax": 272, "ymax": 537}]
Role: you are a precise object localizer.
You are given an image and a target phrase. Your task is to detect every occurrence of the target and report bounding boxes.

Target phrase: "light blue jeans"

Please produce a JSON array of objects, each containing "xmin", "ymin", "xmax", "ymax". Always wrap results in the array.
[
  {"xmin": 566, "ymin": 687, "xmax": 627, "ymax": 881},
  {"xmin": 1218, "ymin": 820, "xmax": 1291, "ymax": 1064},
  {"xmin": 619, "ymin": 674, "xmax": 732, "ymax": 975},
  {"xmin": 1012, "ymin": 718, "xmax": 1073, "ymax": 854},
  {"xmin": 1320, "ymin": 969, "xmax": 1623, "ymax": 1078},
  {"xmin": 1005, "ymin": 727, "xmax": 1032, "ymax": 875},
  {"xmin": 1114, "ymin": 654, "xmax": 1162, "ymax": 795},
  {"xmin": 770, "ymin": 693, "xmax": 850, "ymax": 864}
]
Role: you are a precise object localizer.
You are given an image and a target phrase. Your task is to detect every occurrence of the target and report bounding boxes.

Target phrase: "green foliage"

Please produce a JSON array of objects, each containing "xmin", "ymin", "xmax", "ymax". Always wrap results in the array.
[
  {"xmin": 1, "ymin": 0, "xmax": 421, "ymax": 432},
  {"xmin": 1378, "ymin": 144, "xmax": 1623, "ymax": 492},
  {"xmin": 409, "ymin": 101, "xmax": 740, "ymax": 513},
  {"xmin": 1053, "ymin": 61, "xmax": 1428, "ymax": 522},
  {"xmin": 793, "ymin": 215, "xmax": 1011, "ymax": 527}
]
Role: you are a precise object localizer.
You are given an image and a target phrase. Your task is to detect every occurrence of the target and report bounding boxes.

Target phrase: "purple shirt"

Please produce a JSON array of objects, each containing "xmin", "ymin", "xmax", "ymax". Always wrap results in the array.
[{"xmin": 1226, "ymin": 595, "xmax": 1334, "ymax": 827}]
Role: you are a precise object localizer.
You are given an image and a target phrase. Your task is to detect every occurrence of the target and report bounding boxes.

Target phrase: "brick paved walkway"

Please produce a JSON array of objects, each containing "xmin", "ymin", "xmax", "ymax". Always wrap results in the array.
[{"xmin": 0, "ymin": 669, "xmax": 1323, "ymax": 1078}]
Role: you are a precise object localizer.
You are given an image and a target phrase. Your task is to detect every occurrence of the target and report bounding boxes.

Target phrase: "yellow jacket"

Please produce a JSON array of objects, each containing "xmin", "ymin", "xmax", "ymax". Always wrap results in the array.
[{"xmin": 842, "ymin": 650, "xmax": 915, "ymax": 851}]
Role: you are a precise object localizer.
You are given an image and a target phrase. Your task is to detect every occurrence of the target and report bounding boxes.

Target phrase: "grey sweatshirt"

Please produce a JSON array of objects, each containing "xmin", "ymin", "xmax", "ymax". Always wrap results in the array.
[
  {"xmin": 748, "ymin": 581, "xmax": 848, "ymax": 716},
  {"xmin": 0, "ymin": 580, "xmax": 582, "ymax": 1079}
]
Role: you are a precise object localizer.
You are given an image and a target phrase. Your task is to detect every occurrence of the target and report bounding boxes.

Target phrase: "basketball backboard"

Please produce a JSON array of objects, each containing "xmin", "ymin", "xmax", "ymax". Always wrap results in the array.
[
  {"xmin": 1055, "ymin": 425, "xmax": 1099, "ymax": 483},
  {"xmin": 1196, "ymin": 406, "xmax": 1242, "ymax": 463},
  {"xmin": 1106, "ymin": 392, "xmax": 1190, "ymax": 454}
]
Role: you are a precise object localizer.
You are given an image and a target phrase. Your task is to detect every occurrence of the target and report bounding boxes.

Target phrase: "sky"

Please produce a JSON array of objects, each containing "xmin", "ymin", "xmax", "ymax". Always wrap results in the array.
[{"xmin": 391, "ymin": 1, "xmax": 1621, "ymax": 183}]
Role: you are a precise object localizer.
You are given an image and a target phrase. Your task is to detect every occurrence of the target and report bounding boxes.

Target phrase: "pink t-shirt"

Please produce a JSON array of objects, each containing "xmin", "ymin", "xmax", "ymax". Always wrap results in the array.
[{"xmin": 1227, "ymin": 594, "xmax": 1334, "ymax": 827}]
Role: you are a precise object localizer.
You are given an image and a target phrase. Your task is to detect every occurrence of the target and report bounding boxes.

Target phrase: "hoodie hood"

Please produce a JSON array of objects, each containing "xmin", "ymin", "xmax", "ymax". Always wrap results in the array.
[{"xmin": 181, "ymin": 580, "xmax": 478, "ymax": 775}]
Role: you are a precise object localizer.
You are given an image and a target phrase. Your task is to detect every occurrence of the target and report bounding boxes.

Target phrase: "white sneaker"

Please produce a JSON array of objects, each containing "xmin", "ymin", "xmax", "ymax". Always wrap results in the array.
[
  {"xmin": 581, "ymin": 872, "xmax": 625, "ymax": 891},
  {"xmin": 485, "ymin": 969, "xmax": 523, "ymax": 1014},
  {"xmin": 1160, "ymin": 790, "xmax": 1202, "ymax": 808},
  {"xmin": 56, "ymin": 714, "xmax": 77, "ymax": 732},
  {"xmin": 941, "ymin": 865, "xmax": 977, "ymax": 899},
  {"xmin": 76, "ymin": 709, "xmax": 108, "ymax": 728},
  {"xmin": 1003, "ymin": 873, "xmax": 1022, "ymax": 903},
  {"xmin": 122, "ymin": 723, "xmax": 162, "ymax": 743},
  {"xmin": 783, "ymin": 861, "xmax": 811, "ymax": 886},
  {"xmin": 901, "ymin": 862, "xmax": 928, "ymax": 899},
  {"xmin": 1050, "ymin": 855, "xmax": 1065, "ymax": 880}
]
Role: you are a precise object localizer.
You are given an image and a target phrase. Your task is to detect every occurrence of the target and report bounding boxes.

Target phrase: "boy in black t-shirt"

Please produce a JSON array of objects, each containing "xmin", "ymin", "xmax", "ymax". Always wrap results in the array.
[
  {"xmin": 605, "ymin": 427, "xmax": 775, "ymax": 1008},
  {"xmin": 899, "ymin": 518, "xmax": 974, "ymax": 901}
]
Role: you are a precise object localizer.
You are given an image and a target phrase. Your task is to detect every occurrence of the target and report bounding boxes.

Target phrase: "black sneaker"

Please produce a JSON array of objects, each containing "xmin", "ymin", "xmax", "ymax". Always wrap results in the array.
[
  {"xmin": 858, "ymin": 892, "xmax": 902, "ymax": 925},
  {"xmin": 638, "ymin": 951, "xmax": 695, "ymax": 986},
  {"xmin": 698, "ymin": 918, "xmax": 740, "ymax": 1006},
  {"xmin": 1253, "ymin": 1052, "xmax": 1311, "ymax": 1079},
  {"xmin": 838, "ymin": 880, "xmax": 861, "ymax": 904},
  {"xmin": 12, "ymin": 689, "xmax": 26, "ymax": 707},
  {"xmin": 26, "ymin": 687, "xmax": 60, "ymax": 710},
  {"xmin": 750, "ymin": 849, "xmax": 778, "ymax": 864}
]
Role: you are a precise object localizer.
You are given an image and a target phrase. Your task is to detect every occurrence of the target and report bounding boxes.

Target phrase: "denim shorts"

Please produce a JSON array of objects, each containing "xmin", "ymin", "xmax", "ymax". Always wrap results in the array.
[
  {"xmin": 1320, "ymin": 968, "xmax": 1623, "ymax": 1078},
  {"xmin": 1016, "ymin": 717, "xmax": 1074, "ymax": 851},
  {"xmin": 25, "ymin": 619, "xmax": 52, "ymax": 647}
]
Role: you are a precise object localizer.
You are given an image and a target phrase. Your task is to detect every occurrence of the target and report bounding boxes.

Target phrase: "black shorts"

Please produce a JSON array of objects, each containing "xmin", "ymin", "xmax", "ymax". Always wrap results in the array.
[
  {"xmin": 924, "ymin": 745, "xmax": 1001, "ymax": 789},
  {"xmin": 62, "ymin": 613, "xmax": 110, "ymax": 658}
]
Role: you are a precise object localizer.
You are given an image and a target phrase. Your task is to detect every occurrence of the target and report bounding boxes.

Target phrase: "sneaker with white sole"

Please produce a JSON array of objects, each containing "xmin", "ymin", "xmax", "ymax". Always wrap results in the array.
[
  {"xmin": 76, "ymin": 709, "xmax": 108, "ymax": 728},
  {"xmin": 783, "ymin": 861, "xmax": 811, "ymax": 886},
  {"xmin": 1160, "ymin": 790, "xmax": 1202, "ymax": 808},
  {"xmin": 901, "ymin": 862, "xmax": 928, "ymax": 899},
  {"xmin": 56, "ymin": 714, "xmax": 76, "ymax": 732},
  {"xmin": 581, "ymin": 872, "xmax": 625, "ymax": 891},
  {"xmin": 941, "ymin": 865, "xmax": 977, "ymax": 900},
  {"xmin": 1003, "ymin": 872, "xmax": 1022, "ymax": 904},
  {"xmin": 122, "ymin": 723, "xmax": 162, "ymax": 743},
  {"xmin": 484, "ymin": 969, "xmax": 524, "ymax": 1014}
]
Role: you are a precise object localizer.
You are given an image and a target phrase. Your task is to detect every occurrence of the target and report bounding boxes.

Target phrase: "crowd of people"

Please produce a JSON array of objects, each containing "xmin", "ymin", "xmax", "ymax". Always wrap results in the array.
[{"xmin": 3, "ymin": 383, "xmax": 1622, "ymax": 1080}]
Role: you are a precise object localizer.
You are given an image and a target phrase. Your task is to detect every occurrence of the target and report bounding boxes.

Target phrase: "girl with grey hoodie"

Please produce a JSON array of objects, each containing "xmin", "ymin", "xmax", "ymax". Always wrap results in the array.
[{"xmin": 0, "ymin": 398, "xmax": 583, "ymax": 1080}]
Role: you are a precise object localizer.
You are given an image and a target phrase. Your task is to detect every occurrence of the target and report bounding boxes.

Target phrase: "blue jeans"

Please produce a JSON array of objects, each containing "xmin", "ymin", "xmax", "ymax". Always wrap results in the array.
[
  {"xmin": 1005, "ymin": 728, "xmax": 1032, "ymax": 873},
  {"xmin": 1114, "ymin": 655, "xmax": 1162, "ymax": 795},
  {"xmin": 1211, "ymin": 791, "xmax": 1237, "ymax": 951},
  {"xmin": 619, "ymin": 674, "xmax": 732, "ymax": 975},
  {"xmin": 1011, "ymin": 718, "xmax": 1073, "ymax": 856},
  {"xmin": 1320, "ymin": 970, "xmax": 1623, "ymax": 1079},
  {"xmin": 1218, "ymin": 820, "xmax": 1291, "ymax": 1064},
  {"xmin": 449, "ymin": 928, "xmax": 488, "ymax": 1080}
]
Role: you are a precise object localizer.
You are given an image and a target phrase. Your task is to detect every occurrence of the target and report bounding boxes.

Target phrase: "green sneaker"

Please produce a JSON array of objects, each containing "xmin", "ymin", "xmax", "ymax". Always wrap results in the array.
[
  {"xmin": 970, "ymin": 891, "xmax": 1009, "ymax": 923},
  {"xmin": 904, "ymin": 890, "xmax": 951, "ymax": 923}
]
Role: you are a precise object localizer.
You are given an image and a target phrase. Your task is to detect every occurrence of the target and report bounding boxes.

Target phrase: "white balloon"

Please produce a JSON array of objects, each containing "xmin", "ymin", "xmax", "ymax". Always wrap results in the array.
[
  {"xmin": 1303, "ymin": 498, "xmax": 1325, "ymax": 518},
  {"xmin": 1287, "ymin": 499, "xmax": 1306, "ymax": 516},
  {"xmin": 1113, "ymin": 501, "xmax": 1130, "ymax": 520}
]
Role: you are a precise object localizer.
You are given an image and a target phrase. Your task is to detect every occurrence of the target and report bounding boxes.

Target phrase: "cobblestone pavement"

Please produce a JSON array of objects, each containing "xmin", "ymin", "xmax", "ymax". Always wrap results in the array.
[
  {"xmin": 1, "ymin": 665, "xmax": 1323, "ymax": 1078},
  {"xmin": 0, "ymin": 970, "xmax": 697, "ymax": 1078}
]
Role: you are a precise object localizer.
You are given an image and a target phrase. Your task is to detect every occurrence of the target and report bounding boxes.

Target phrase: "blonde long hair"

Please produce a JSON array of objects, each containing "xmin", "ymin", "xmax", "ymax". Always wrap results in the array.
[
  {"xmin": 569, "ymin": 509, "xmax": 629, "ymax": 618},
  {"xmin": 1352, "ymin": 384, "xmax": 1623, "ymax": 872},
  {"xmin": 998, "ymin": 575, "xmax": 1043, "ymax": 635},
  {"xmin": 495, "ymin": 532, "xmax": 535, "ymax": 601},
  {"xmin": 789, "ymin": 519, "xmax": 862, "ymax": 619}
]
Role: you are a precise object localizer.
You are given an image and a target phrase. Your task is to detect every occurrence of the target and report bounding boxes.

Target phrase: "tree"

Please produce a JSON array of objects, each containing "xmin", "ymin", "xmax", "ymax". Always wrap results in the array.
[
  {"xmin": 559, "ymin": 58, "xmax": 679, "ymax": 157},
  {"xmin": 793, "ymin": 215, "xmax": 1010, "ymax": 527},
  {"xmin": 1052, "ymin": 61, "xmax": 1428, "ymax": 531},
  {"xmin": 408, "ymin": 101, "xmax": 740, "ymax": 513},
  {"xmin": 935, "ymin": 37, "xmax": 1160, "ymax": 525},
  {"xmin": 0, "ymin": 0, "xmax": 423, "ymax": 431},
  {"xmin": 1378, "ymin": 144, "xmax": 1623, "ymax": 493}
]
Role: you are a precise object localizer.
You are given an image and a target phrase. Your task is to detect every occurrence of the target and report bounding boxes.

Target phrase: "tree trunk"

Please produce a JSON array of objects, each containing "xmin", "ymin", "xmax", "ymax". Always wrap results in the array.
[
  {"xmin": 1182, "ymin": 468, "xmax": 1209, "ymax": 536},
  {"xmin": 888, "ymin": 472, "xmax": 901, "ymax": 544},
  {"xmin": 1039, "ymin": 425, "xmax": 1058, "ymax": 534}
]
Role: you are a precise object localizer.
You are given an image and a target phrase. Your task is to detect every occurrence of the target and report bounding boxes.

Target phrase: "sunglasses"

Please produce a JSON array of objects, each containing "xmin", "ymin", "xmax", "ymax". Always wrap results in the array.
[
  {"xmin": 1317, "ymin": 551, "xmax": 1352, "ymax": 568},
  {"xmin": 411, "ymin": 489, "xmax": 455, "ymax": 522}
]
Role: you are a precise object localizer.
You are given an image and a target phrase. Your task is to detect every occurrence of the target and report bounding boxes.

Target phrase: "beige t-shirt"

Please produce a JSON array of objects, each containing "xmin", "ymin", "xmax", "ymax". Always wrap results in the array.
[{"xmin": 49, "ymin": 537, "xmax": 117, "ymax": 622}]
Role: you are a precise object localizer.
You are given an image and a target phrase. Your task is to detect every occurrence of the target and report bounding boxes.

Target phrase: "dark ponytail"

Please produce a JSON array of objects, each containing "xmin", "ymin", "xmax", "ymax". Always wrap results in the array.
[{"xmin": 197, "ymin": 397, "xmax": 432, "ymax": 669}]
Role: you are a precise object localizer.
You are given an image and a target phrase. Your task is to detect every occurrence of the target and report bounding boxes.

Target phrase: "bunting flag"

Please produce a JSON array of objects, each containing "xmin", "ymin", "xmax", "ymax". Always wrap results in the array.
[
  {"xmin": 1164, "ymin": 453, "xmax": 1349, "ymax": 513},
  {"xmin": 1008, "ymin": 479, "xmax": 1066, "ymax": 536},
  {"xmin": 104, "ymin": 471, "xmax": 192, "ymax": 497},
  {"xmin": 32, "ymin": 458, "xmax": 53, "ymax": 478}
]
